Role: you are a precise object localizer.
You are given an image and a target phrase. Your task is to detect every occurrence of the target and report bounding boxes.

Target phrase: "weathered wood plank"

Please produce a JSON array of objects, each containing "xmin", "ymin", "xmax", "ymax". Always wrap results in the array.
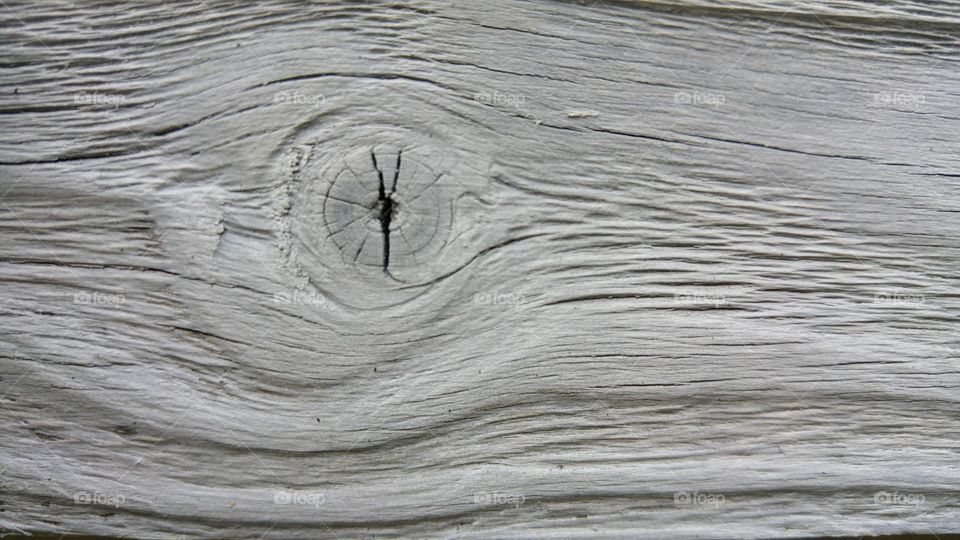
[{"xmin": 0, "ymin": 0, "xmax": 958, "ymax": 537}]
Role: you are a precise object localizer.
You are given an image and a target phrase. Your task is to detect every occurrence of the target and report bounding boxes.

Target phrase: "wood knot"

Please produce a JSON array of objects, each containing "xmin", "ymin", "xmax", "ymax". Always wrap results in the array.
[
  {"xmin": 322, "ymin": 146, "xmax": 450, "ymax": 280},
  {"xmin": 280, "ymin": 131, "xmax": 482, "ymax": 290}
]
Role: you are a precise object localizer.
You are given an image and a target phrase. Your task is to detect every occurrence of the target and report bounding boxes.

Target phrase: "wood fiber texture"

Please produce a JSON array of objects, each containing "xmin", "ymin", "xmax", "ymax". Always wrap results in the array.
[{"xmin": 0, "ymin": 0, "xmax": 958, "ymax": 538}]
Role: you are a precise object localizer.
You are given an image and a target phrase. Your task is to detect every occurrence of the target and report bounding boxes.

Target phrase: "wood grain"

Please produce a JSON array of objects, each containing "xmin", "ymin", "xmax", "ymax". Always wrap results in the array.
[{"xmin": 0, "ymin": 0, "xmax": 958, "ymax": 538}]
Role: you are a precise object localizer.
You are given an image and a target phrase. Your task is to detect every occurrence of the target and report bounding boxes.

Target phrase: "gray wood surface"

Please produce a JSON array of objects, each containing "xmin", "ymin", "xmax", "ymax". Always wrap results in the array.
[{"xmin": 1, "ymin": 0, "xmax": 958, "ymax": 538}]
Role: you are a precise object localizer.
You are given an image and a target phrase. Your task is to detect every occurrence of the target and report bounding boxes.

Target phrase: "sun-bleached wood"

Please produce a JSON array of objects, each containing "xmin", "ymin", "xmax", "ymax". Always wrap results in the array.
[{"xmin": 0, "ymin": 0, "xmax": 958, "ymax": 538}]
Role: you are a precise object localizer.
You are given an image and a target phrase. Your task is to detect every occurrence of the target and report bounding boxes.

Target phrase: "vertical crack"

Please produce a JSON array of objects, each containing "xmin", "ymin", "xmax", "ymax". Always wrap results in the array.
[
  {"xmin": 392, "ymin": 150, "xmax": 401, "ymax": 194},
  {"xmin": 371, "ymin": 149, "xmax": 401, "ymax": 274}
]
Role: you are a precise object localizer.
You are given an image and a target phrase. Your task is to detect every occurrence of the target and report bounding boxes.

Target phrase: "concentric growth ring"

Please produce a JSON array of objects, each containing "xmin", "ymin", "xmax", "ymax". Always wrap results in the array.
[{"xmin": 318, "ymin": 145, "xmax": 452, "ymax": 280}]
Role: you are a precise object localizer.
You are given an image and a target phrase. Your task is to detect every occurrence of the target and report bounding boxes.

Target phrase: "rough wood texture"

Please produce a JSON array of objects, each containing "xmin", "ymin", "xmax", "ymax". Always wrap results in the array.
[{"xmin": 1, "ymin": 0, "xmax": 958, "ymax": 538}]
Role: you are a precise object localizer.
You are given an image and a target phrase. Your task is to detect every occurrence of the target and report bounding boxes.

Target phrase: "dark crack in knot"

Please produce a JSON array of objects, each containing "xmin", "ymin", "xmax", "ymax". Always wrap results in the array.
[
  {"xmin": 371, "ymin": 148, "xmax": 402, "ymax": 273},
  {"xmin": 286, "ymin": 133, "xmax": 463, "ymax": 288}
]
